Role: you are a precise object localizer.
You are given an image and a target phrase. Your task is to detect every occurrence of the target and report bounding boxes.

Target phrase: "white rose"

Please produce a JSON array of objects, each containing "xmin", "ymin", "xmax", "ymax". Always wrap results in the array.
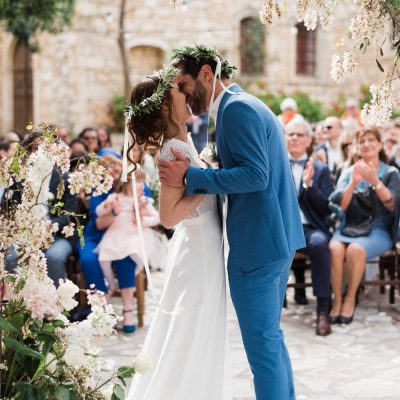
[
  {"xmin": 64, "ymin": 346, "xmax": 87, "ymax": 367},
  {"xmin": 57, "ymin": 279, "xmax": 79, "ymax": 311},
  {"xmin": 133, "ymin": 354, "xmax": 153, "ymax": 374}
]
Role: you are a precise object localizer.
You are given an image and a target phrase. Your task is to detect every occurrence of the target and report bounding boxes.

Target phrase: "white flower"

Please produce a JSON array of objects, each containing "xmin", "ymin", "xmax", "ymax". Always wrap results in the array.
[
  {"xmin": 64, "ymin": 346, "xmax": 87, "ymax": 367},
  {"xmin": 22, "ymin": 277, "xmax": 63, "ymax": 320},
  {"xmin": 133, "ymin": 354, "xmax": 153, "ymax": 374},
  {"xmin": 199, "ymin": 143, "xmax": 219, "ymax": 168},
  {"xmin": 87, "ymin": 307, "xmax": 118, "ymax": 337},
  {"xmin": 57, "ymin": 279, "xmax": 79, "ymax": 311},
  {"xmin": 61, "ymin": 223, "xmax": 75, "ymax": 238}
]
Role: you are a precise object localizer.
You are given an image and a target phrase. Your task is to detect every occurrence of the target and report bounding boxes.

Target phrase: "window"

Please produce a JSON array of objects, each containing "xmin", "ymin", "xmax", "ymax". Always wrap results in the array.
[
  {"xmin": 240, "ymin": 17, "xmax": 266, "ymax": 75},
  {"xmin": 296, "ymin": 23, "xmax": 316, "ymax": 76}
]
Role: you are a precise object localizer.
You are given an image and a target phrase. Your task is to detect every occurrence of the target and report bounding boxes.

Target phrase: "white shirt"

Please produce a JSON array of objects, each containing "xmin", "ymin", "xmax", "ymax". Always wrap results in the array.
[
  {"xmin": 288, "ymin": 153, "xmax": 309, "ymax": 225},
  {"xmin": 210, "ymin": 84, "xmax": 235, "ymax": 121}
]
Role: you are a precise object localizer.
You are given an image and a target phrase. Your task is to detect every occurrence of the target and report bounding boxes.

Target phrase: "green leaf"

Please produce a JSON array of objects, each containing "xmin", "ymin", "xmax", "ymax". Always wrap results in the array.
[
  {"xmin": 117, "ymin": 365, "xmax": 135, "ymax": 379},
  {"xmin": 14, "ymin": 381, "xmax": 38, "ymax": 400},
  {"xmin": 55, "ymin": 386, "xmax": 70, "ymax": 400},
  {"xmin": 111, "ymin": 384, "xmax": 125, "ymax": 400},
  {"xmin": 69, "ymin": 391, "xmax": 79, "ymax": 400},
  {"xmin": 0, "ymin": 316, "xmax": 18, "ymax": 333},
  {"xmin": 4, "ymin": 337, "xmax": 44, "ymax": 360}
]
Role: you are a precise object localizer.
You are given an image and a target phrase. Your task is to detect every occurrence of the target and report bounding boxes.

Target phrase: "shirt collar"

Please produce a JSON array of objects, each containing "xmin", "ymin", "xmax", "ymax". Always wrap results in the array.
[
  {"xmin": 210, "ymin": 83, "xmax": 235, "ymax": 120},
  {"xmin": 288, "ymin": 153, "xmax": 308, "ymax": 162}
]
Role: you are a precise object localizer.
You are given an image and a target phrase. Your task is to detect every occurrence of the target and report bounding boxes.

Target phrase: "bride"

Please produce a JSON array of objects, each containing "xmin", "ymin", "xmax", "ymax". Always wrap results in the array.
[{"xmin": 125, "ymin": 65, "xmax": 231, "ymax": 400}]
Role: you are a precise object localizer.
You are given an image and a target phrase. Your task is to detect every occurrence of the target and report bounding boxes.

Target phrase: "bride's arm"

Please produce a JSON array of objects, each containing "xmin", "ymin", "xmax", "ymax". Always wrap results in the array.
[{"xmin": 159, "ymin": 184, "xmax": 204, "ymax": 229}]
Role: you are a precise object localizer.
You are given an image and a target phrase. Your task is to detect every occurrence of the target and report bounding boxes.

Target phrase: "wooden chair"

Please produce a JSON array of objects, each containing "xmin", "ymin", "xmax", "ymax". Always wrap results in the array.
[
  {"xmin": 362, "ymin": 245, "xmax": 400, "ymax": 304},
  {"xmin": 287, "ymin": 252, "xmax": 312, "ymax": 290}
]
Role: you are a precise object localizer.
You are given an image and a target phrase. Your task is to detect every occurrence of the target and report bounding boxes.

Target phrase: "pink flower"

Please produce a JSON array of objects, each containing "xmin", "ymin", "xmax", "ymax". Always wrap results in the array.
[{"xmin": 22, "ymin": 278, "xmax": 63, "ymax": 320}]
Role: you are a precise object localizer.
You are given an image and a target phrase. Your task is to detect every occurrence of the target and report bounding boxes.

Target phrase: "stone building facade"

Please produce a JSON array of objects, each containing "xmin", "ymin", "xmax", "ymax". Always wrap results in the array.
[{"xmin": 0, "ymin": 0, "xmax": 390, "ymax": 134}]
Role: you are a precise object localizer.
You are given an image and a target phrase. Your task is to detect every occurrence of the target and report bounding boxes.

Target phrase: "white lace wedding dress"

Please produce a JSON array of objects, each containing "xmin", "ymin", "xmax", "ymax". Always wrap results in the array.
[{"xmin": 126, "ymin": 137, "xmax": 231, "ymax": 400}]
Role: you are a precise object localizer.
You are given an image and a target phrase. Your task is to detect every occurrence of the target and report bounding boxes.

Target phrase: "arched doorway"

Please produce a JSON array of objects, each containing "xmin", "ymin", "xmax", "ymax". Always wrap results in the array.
[
  {"xmin": 13, "ymin": 42, "xmax": 33, "ymax": 133},
  {"xmin": 129, "ymin": 45, "xmax": 165, "ymax": 82}
]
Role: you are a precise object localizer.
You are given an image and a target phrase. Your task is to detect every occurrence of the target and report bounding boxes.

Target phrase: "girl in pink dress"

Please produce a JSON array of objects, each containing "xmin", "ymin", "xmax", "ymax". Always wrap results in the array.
[{"xmin": 95, "ymin": 170, "xmax": 165, "ymax": 298}]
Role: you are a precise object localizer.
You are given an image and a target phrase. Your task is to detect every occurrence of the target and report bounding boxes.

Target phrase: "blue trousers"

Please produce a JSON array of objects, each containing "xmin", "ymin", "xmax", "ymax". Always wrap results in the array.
[
  {"xmin": 300, "ymin": 225, "xmax": 331, "ymax": 298},
  {"xmin": 78, "ymin": 238, "xmax": 136, "ymax": 293},
  {"xmin": 45, "ymin": 237, "xmax": 73, "ymax": 286},
  {"xmin": 229, "ymin": 253, "xmax": 295, "ymax": 400}
]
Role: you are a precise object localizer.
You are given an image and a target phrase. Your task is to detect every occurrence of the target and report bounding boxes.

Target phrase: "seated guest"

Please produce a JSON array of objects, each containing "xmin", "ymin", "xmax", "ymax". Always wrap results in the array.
[
  {"xmin": 78, "ymin": 148, "xmax": 139, "ymax": 333},
  {"xmin": 286, "ymin": 120, "xmax": 334, "ymax": 336},
  {"xmin": 329, "ymin": 127, "xmax": 400, "ymax": 325},
  {"xmin": 69, "ymin": 138, "xmax": 88, "ymax": 155},
  {"xmin": 98, "ymin": 127, "xmax": 112, "ymax": 149},
  {"xmin": 78, "ymin": 127, "xmax": 100, "ymax": 154},
  {"xmin": 95, "ymin": 169, "xmax": 164, "ymax": 297},
  {"xmin": 315, "ymin": 116, "xmax": 344, "ymax": 175}
]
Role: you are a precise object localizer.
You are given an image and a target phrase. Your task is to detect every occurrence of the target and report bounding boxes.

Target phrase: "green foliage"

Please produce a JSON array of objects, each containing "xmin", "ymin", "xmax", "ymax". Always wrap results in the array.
[
  {"xmin": 256, "ymin": 90, "xmax": 326, "ymax": 123},
  {"xmin": 109, "ymin": 94, "xmax": 125, "ymax": 133},
  {"xmin": 0, "ymin": 0, "xmax": 75, "ymax": 52}
]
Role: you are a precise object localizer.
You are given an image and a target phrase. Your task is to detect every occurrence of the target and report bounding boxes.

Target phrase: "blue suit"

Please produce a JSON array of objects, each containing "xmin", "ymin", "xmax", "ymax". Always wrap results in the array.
[
  {"xmin": 186, "ymin": 85, "xmax": 305, "ymax": 399},
  {"xmin": 295, "ymin": 160, "xmax": 334, "ymax": 301}
]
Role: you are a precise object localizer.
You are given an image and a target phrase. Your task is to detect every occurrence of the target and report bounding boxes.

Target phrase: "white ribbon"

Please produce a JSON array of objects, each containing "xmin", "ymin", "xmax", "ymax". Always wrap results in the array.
[
  {"xmin": 206, "ymin": 57, "xmax": 236, "ymax": 147},
  {"xmin": 122, "ymin": 117, "xmax": 158, "ymax": 303}
]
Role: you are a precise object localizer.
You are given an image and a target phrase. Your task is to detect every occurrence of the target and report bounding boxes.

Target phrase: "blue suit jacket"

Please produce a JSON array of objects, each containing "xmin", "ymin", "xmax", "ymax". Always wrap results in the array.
[
  {"xmin": 297, "ymin": 160, "xmax": 334, "ymax": 235},
  {"xmin": 186, "ymin": 85, "xmax": 305, "ymax": 270}
]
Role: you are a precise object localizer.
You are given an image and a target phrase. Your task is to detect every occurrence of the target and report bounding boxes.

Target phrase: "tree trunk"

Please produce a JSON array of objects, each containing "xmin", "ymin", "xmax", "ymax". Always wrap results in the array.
[{"xmin": 118, "ymin": 0, "xmax": 130, "ymax": 99}]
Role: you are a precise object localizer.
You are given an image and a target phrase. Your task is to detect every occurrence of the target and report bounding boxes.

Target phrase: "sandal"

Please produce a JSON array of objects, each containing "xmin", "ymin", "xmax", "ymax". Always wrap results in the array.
[{"xmin": 122, "ymin": 309, "xmax": 137, "ymax": 334}]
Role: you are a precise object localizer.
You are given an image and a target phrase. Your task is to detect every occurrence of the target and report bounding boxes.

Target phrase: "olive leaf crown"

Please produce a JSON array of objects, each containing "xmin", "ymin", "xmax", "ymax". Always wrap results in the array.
[
  {"xmin": 124, "ymin": 64, "xmax": 180, "ymax": 119},
  {"xmin": 171, "ymin": 45, "xmax": 237, "ymax": 79}
]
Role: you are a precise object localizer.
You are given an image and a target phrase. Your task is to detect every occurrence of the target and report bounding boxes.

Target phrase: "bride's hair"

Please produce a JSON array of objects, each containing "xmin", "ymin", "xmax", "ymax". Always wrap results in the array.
[{"xmin": 127, "ymin": 74, "xmax": 178, "ymax": 151}]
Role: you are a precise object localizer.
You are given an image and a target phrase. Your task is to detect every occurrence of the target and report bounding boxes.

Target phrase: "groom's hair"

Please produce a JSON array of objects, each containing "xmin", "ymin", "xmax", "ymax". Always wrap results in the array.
[{"xmin": 172, "ymin": 56, "xmax": 230, "ymax": 80}]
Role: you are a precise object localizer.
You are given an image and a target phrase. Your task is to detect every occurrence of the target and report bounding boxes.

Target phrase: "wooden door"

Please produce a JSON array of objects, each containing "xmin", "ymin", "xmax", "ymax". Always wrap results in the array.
[{"xmin": 13, "ymin": 42, "xmax": 33, "ymax": 133}]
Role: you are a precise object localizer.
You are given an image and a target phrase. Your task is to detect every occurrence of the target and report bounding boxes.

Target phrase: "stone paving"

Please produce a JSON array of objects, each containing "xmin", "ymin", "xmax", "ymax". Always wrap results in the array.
[{"xmin": 96, "ymin": 270, "xmax": 400, "ymax": 400}]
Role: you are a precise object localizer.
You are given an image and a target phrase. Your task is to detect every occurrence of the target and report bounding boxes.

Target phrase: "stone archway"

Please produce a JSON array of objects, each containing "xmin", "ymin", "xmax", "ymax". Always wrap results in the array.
[{"xmin": 13, "ymin": 41, "xmax": 33, "ymax": 133}]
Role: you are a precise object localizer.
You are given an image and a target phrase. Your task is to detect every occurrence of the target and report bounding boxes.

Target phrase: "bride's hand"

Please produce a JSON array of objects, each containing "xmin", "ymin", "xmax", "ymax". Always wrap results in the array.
[{"xmin": 158, "ymin": 148, "xmax": 190, "ymax": 188}]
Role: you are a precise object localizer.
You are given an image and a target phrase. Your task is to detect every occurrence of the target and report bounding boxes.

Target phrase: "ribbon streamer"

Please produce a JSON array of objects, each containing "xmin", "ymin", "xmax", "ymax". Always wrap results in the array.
[{"xmin": 122, "ymin": 118, "xmax": 159, "ymax": 303}]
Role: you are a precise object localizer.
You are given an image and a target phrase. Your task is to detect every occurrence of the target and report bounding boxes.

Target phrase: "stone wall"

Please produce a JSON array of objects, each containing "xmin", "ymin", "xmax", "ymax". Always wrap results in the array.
[{"xmin": 0, "ymin": 0, "xmax": 389, "ymax": 134}]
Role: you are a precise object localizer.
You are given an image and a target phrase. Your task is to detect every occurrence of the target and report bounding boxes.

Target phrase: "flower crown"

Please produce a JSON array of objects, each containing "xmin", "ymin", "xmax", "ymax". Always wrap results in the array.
[
  {"xmin": 171, "ymin": 45, "xmax": 237, "ymax": 79},
  {"xmin": 124, "ymin": 64, "xmax": 180, "ymax": 119}
]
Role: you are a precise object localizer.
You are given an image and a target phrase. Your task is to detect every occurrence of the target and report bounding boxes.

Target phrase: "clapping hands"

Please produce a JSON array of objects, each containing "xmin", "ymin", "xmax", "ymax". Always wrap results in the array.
[
  {"xmin": 302, "ymin": 158, "xmax": 315, "ymax": 187},
  {"xmin": 352, "ymin": 160, "xmax": 378, "ymax": 186}
]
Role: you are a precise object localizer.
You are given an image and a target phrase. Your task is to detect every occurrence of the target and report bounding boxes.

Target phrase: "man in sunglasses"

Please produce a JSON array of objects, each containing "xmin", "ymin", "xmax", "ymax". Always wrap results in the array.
[
  {"xmin": 315, "ymin": 116, "xmax": 343, "ymax": 175},
  {"xmin": 286, "ymin": 120, "xmax": 334, "ymax": 336}
]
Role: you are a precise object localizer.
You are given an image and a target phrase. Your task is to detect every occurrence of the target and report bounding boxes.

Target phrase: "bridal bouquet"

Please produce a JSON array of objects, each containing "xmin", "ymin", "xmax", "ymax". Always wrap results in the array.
[{"xmin": 0, "ymin": 124, "xmax": 150, "ymax": 399}]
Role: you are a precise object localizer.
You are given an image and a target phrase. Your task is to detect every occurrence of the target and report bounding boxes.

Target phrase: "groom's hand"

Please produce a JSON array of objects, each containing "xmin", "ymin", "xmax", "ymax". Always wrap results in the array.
[{"xmin": 158, "ymin": 148, "xmax": 189, "ymax": 188}]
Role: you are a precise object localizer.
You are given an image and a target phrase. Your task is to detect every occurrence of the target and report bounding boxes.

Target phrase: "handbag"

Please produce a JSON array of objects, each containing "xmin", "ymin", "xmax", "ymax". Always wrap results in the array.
[{"xmin": 340, "ymin": 187, "xmax": 376, "ymax": 237}]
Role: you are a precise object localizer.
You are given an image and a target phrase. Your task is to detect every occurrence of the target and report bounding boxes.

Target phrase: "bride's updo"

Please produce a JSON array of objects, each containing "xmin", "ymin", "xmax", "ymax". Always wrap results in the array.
[{"xmin": 127, "ymin": 75, "xmax": 170, "ymax": 149}]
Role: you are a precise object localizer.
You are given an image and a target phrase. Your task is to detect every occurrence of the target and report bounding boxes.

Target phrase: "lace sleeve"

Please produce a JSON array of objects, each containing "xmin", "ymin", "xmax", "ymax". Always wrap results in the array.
[{"xmin": 159, "ymin": 139, "xmax": 192, "ymax": 162}]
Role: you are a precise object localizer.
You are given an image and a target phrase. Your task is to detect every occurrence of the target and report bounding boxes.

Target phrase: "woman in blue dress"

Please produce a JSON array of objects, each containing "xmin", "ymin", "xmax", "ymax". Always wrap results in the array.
[
  {"xmin": 329, "ymin": 127, "xmax": 400, "ymax": 324},
  {"xmin": 78, "ymin": 148, "xmax": 143, "ymax": 332}
]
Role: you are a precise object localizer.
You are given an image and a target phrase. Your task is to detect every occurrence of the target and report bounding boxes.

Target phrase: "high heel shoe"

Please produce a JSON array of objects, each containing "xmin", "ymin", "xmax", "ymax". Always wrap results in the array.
[
  {"xmin": 122, "ymin": 309, "xmax": 137, "ymax": 334},
  {"xmin": 329, "ymin": 315, "xmax": 341, "ymax": 324},
  {"xmin": 339, "ymin": 314, "xmax": 354, "ymax": 325}
]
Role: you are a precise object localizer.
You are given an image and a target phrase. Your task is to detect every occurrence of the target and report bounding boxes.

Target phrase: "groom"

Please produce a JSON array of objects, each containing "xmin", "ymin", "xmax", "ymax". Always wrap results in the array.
[{"xmin": 158, "ymin": 45, "xmax": 305, "ymax": 400}]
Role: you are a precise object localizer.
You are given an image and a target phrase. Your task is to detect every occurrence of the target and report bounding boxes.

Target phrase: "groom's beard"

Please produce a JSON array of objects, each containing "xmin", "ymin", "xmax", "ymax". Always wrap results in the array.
[{"xmin": 189, "ymin": 79, "xmax": 208, "ymax": 116}]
